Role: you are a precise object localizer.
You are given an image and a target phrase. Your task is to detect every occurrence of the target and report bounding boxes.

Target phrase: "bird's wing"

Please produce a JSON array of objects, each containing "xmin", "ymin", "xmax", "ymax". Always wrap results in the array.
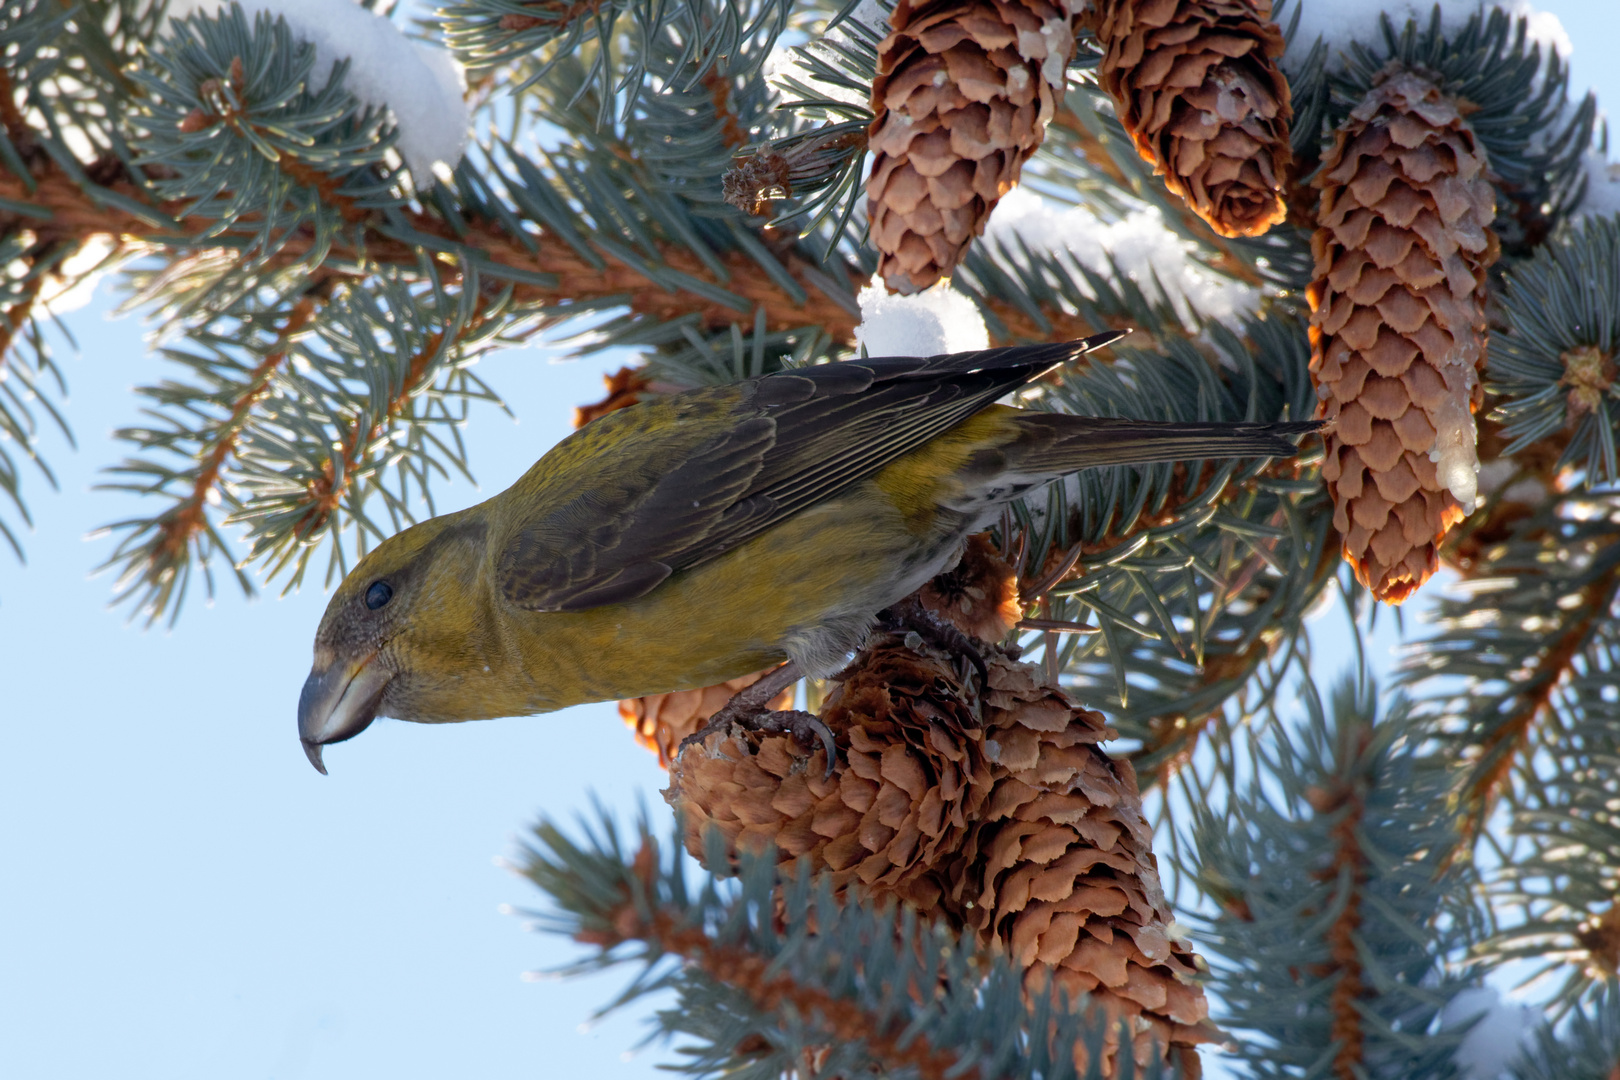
[{"xmin": 496, "ymin": 338, "xmax": 1113, "ymax": 612}]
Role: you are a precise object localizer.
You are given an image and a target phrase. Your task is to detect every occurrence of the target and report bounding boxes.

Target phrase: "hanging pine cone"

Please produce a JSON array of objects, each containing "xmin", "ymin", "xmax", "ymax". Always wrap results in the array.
[
  {"xmin": 1091, "ymin": 0, "xmax": 1291, "ymax": 238},
  {"xmin": 1309, "ymin": 68, "xmax": 1499, "ymax": 603},
  {"xmin": 867, "ymin": 0, "xmax": 1078, "ymax": 293},
  {"xmin": 666, "ymin": 543, "xmax": 1215, "ymax": 1077}
]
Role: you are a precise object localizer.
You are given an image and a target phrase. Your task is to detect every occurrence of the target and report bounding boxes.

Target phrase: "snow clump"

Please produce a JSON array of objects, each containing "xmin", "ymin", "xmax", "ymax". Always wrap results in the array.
[
  {"xmin": 1575, "ymin": 148, "xmax": 1620, "ymax": 220},
  {"xmin": 1442, "ymin": 986, "xmax": 1538, "ymax": 1079},
  {"xmin": 855, "ymin": 278, "xmax": 990, "ymax": 358}
]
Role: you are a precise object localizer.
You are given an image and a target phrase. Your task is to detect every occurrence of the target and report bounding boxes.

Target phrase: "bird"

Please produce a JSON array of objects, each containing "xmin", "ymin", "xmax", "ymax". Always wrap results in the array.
[{"xmin": 297, "ymin": 335, "xmax": 1318, "ymax": 773}]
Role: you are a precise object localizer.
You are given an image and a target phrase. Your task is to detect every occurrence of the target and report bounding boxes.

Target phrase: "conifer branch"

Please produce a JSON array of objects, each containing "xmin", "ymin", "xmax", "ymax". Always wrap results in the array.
[
  {"xmin": 286, "ymin": 290, "xmax": 490, "ymax": 549},
  {"xmin": 1315, "ymin": 753, "xmax": 1371, "ymax": 1080},
  {"xmin": 1404, "ymin": 492, "xmax": 1620, "ymax": 837},
  {"xmin": 1509, "ymin": 984, "xmax": 1620, "ymax": 1080},
  {"xmin": 520, "ymin": 814, "xmax": 1171, "ymax": 1080},
  {"xmin": 0, "ymin": 156, "xmax": 863, "ymax": 336},
  {"xmin": 594, "ymin": 877, "xmax": 977, "ymax": 1080},
  {"xmin": 0, "ymin": 265, "xmax": 43, "ymax": 367},
  {"xmin": 128, "ymin": 274, "xmax": 335, "ymax": 606},
  {"xmin": 1193, "ymin": 675, "xmax": 1482, "ymax": 1074},
  {"xmin": 1470, "ymin": 615, "xmax": 1620, "ymax": 1013},
  {"xmin": 1461, "ymin": 558, "xmax": 1620, "ymax": 824}
]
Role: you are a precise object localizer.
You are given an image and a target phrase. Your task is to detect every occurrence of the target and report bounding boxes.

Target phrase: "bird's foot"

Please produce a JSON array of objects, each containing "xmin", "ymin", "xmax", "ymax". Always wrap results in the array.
[
  {"xmin": 677, "ymin": 662, "xmax": 838, "ymax": 777},
  {"xmin": 876, "ymin": 596, "xmax": 990, "ymax": 692}
]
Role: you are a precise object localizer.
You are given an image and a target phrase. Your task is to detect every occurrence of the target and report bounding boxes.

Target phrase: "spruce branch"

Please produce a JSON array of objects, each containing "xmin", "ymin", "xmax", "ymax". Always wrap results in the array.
[
  {"xmin": 1193, "ymin": 672, "xmax": 1484, "ymax": 1078},
  {"xmin": 1007, "ymin": 317, "xmax": 1327, "ymax": 731},
  {"xmin": 1509, "ymin": 985, "xmax": 1620, "ymax": 1080},
  {"xmin": 0, "ymin": 241, "xmax": 71, "ymax": 562},
  {"xmin": 1471, "ymin": 613, "xmax": 1620, "ymax": 1013},
  {"xmin": 1402, "ymin": 488, "xmax": 1620, "ymax": 836},
  {"xmin": 93, "ymin": 257, "xmax": 520, "ymax": 621},
  {"xmin": 0, "ymin": 148, "xmax": 861, "ymax": 336},
  {"xmin": 1490, "ymin": 214, "xmax": 1620, "ymax": 486},
  {"xmin": 0, "ymin": 0, "xmax": 166, "ymax": 564},
  {"xmin": 442, "ymin": 0, "xmax": 794, "ymax": 128},
  {"xmin": 93, "ymin": 270, "xmax": 339, "ymax": 621},
  {"xmin": 517, "ymin": 814, "xmax": 1179, "ymax": 1080},
  {"xmin": 223, "ymin": 261, "xmax": 511, "ymax": 587},
  {"xmin": 135, "ymin": 7, "xmax": 407, "ymax": 268}
]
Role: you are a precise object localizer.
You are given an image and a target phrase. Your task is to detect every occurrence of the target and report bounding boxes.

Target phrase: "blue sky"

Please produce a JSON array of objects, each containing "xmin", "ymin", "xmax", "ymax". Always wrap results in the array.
[{"xmin": 3, "ymin": 4, "xmax": 1618, "ymax": 1077}]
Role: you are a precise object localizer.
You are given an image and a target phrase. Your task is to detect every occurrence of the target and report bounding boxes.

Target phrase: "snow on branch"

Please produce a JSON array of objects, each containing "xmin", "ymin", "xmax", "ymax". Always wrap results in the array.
[
  {"xmin": 1279, "ymin": 0, "xmax": 1572, "ymax": 72},
  {"xmin": 166, "ymin": 0, "xmax": 470, "ymax": 185},
  {"xmin": 983, "ymin": 187, "xmax": 1262, "ymax": 330}
]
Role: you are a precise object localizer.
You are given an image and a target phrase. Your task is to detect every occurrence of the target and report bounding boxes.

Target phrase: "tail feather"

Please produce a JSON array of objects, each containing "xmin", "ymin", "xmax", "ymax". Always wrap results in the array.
[{"xmin": 1010, "ymin": 415, "xmax": 1322, "ymax": 474}]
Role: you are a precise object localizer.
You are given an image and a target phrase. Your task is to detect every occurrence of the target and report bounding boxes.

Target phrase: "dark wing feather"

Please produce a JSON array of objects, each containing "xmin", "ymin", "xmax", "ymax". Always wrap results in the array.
[
  {"xmin": 497, "ymin": 415, "xmax": 777, "ymax": 611},
  {"xmin": 497, "ymin": 338, "xmax": 1111, "ymax": 611}
]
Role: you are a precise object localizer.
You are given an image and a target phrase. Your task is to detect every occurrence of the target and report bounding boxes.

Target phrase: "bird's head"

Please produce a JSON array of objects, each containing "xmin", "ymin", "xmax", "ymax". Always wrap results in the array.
[{"xmin": 297, "ymin": 510, "xmax": 490, "ymax": 774}]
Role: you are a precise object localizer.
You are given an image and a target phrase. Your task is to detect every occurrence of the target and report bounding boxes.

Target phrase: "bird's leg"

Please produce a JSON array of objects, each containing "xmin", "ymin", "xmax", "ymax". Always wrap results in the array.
[
  {"xmin": 678, "ymin": 660, "xmax": 839, "ymax": 775},
  {"xmin": 875, "ymin": 596, "xmax": 990, "ymax": 692}
]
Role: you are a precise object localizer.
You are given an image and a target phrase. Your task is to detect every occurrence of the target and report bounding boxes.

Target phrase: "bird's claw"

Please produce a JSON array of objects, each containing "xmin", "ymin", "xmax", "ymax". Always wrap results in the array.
[
  {"xmin": 745, "ymin": 709, "xmax": 840, "ymax": 778},
  {"xmin": 679, "ymin": 702, "xmax": 839, "ymax": 779},
  {"xmin": 877, "ymin": 597, "xmax": 991, "ymax": 693}
]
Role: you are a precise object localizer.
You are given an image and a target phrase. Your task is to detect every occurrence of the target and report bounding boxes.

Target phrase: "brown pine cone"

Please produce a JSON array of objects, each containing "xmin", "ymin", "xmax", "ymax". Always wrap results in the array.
[
  {"xmin": 1092, "ymin": 0, "xmax": 1291, "ymax": 238},
  {"xmin": 916, "ymin": 532, "xmax": 1026, "ymax": 643},
  {"xmin": 669, "ymin": 644, "xmax": 1215, "ymax": 1075},
  {"xmin": 1309, "ymin": 68, "xmax": 1499, "ymax": 604},
  {"xmin": 665, "ymin": 543, "xmax": 1214, "ymax": 1077},
  {"xmin": 573, "ymin": 366, "xmax": 653, "ymax": 428},
  {"xmin": 867, "ymin": 0, "xmax": 1078, "ymax": 294}
]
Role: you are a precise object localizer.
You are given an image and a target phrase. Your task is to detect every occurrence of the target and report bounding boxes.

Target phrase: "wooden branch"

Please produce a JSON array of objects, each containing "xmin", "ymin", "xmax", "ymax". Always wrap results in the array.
[
  {"xmin": 0, "ymin": 268, "xmax": 44, "ymax": 367},
  {"xmin": 1463, "ymin": 554, "xmax": 1620, "ymax": 822},
  {"xmin": 0, "ymin": 154, "xmax": 863, "ymax": 338},
  {"xmin": 1311, "ymin": 765, "xmax": 1370, "ymax": 1080},
  {"xmin": 0, "ymin": 140, "xmax": 1142, "ymax": 351},
  {"xmin": 290, "ymin": 287, "xmax": 489, "ymax": 544}
]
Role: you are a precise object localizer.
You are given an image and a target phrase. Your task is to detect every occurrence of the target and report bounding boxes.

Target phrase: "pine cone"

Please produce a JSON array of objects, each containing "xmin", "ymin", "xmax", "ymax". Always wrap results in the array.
[
  {"xmin": 666, "ymin": 544, "xmax": 1214, "ymax": 1077},
  {"xmin": 1092, "ymin": 0, "xmax": 1291, "ymax": 238},
  {"xmin": 916, "ymin": 532, "xmax": 1027, "ymax": 642},
  {"xmin": 867, "ymin": 0, "xmax": 1078, "ymax": 294},
  {"xmin": 620, "ymin": 667, "xmax": 794, "ymax": 768},
  {"xmin": 1309, "ymin": 69, "xmax": 1499, "ymax": 603},
  {"xmin": 573, "ymin": 366, "xmax": 653, "ymax": 428}
]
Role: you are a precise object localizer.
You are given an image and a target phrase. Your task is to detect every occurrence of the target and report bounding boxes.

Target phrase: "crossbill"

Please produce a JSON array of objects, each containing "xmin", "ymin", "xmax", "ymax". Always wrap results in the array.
[{"xmin": 297, "ymin": 337, "xmax": 1316, "ymax": 772}]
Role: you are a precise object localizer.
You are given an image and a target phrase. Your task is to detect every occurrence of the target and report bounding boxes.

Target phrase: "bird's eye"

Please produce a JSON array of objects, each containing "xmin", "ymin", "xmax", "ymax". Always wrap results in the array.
[{"xmin": 365, "ymin": 580, "xmax": 394, "ymax": 610}]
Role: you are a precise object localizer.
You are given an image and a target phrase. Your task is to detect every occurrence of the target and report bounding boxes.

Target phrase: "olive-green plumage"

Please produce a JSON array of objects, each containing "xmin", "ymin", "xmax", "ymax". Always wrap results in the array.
[{"xmin": 297, "ymin": 337, "xmax": 1315, "ymax": 772}]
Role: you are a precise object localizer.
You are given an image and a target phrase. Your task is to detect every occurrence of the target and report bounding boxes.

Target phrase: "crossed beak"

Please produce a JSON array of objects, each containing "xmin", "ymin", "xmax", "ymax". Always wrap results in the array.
[{"xmin": 297, "ymin": 652, "xmax": 392, "ymax": 774}]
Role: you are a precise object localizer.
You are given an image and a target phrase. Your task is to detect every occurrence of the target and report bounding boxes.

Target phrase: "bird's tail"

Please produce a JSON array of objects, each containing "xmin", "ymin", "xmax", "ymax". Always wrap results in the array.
[{"xmin": 1008, "ymin": 414, "xmax": 1322, "ymax": 474}]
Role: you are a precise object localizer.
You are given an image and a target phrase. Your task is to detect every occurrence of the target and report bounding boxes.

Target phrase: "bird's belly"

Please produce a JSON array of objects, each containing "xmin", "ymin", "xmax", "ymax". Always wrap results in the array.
[{"xmin": 514, "ymin": 484, "xmax": 968, "ymax": 706}]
